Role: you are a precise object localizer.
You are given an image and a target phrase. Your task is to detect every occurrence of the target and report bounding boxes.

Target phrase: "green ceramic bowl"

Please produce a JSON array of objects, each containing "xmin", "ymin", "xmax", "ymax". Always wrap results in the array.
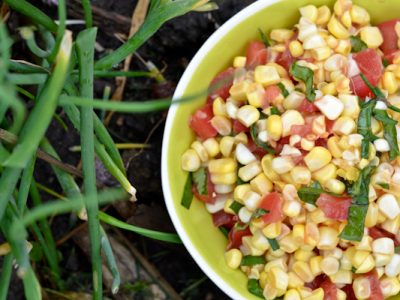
[{"xmin": 161, "ymin": 0, "xmax": 400, "ymax": 299}]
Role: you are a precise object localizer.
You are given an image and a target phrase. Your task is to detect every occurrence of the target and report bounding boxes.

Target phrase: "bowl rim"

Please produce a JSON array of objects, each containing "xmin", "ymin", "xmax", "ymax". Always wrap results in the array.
[{"xmin": 161, "ymin": 0, "xmax": 281, "ymax": 298}]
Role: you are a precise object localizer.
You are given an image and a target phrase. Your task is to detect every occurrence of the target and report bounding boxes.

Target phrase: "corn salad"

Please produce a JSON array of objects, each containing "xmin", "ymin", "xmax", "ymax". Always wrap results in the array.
[{"xmin": 181, "ymin": 1, "xmax": 400, "ymax": 299}]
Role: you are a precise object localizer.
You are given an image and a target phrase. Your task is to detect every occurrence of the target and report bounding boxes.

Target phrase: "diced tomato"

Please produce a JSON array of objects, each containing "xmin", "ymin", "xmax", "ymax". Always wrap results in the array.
[
  {"xmin": 369, "ymin": 227, "xmax": 400, "ymax": 246},
  {"xmin": 321, "ymin": 278, "xmax": 338, "ymax": 300},
  {"xmin": 247, "ymin": 137, "xmax": 268, "ymax": 158},
  {"xmin": 316, "ymin": 194, "xmax": 352, "ymax": 221},
  {"xmin": 325, "ymin": 118, "xmax": 335, "ymax": 135},
  {"xmin": 305, "ymin": 274, "xmax": 327, "ymax": 290},
  {"xmin": 290, "ymin": 123, "xmax": 313, "ymax": 137},
  {"xmin": 314, "ymin": 138, "xmax": 328, "ymax": 148},
  {"xmin": 264, "ymin": 85, "xmax": 281, "ymax": 106},
  {"xmin": 276, "ymin": 47, "xmax": 294, "ymax": 71},
  {"xmin": 207, "ymin": 67, "xmax": 235, "ymax": 102},
  {"xmin": 350, "ymin": 49, "xmax": 383, "ymax": 99},
  {"xmin": 192, "ymin": 172, "xmax": 216, "ymax": 204},
  {"xmin": 298, "ymin": 99, "xmax": 319, "ymax": 113},
  {"xmin": 366, "ymin": 270, "xmax": 384, "ymax": 300},
  {"xmin": 233, "ymin": 119, "xmax": 249, "ymax": 134},
  {"xmin": 212, "ymin": 211, "xmax": 237, "ymax": 228},
  {"xmin": 289, "ymin": 154, "xmax": 304, "ymax": 165},
  {"xmin": 246, "ymin": 41, "xmax": 268, "ymax": 68},
  {"xmin": 259, "ymin": 192, "xmax": 284, "ymax": 224},
  {"xmin": 227, "ymin": 226, "xmax": 252, "ymax": 250},
  {"xmin": 342, "ymin": 284, "xmax": 357, "ymax": 300},
  {"xmin": 189, "ymin": 104, "xmax": 217, "ymax": 139},
  {"xmin": 378, "ymin": 19, "xmax": 400, "ymax": 54},
  {"xmin": 275, "ymin": 136, "xmax": 291, "ymax": 153}
]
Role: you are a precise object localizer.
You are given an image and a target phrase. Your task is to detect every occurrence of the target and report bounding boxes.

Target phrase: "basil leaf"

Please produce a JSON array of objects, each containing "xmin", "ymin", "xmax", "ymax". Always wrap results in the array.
[
  {"xmin": 377, "ymin": 182, "xmax": 390, "ymax": 189},
  {"xmin": 297, "ymin": 181, "xmax": 324, "ymax": 205},
  {"xmin": 395, "ymin": 246, "xmax": 400, "ymax": 254},
  {"xmin": 235, "ymin": 222, "xmax": 248, "ymax": 230},
  {"xmin": 290, "ymin": 61, "xmax": 316, "ymax": 102},
  {"xmin": 193, "ymin": 167, "xmax": 208, "ymax": 195},
  {"xmin": 360, "ymin": 73, "xmax": 385, "ymax": 99},
  {"xmin": 219, "ymin": 226, "xmax": 229, "ymax": 237},
  {"xmin": 373, "ymin": 109, "xmax": 400, "ymax": 160},
  {"xmin": 250, "ymin": 124, "xmax": 276, "ymax": 154},
  {"xmin": 268, "ymin": 238, "xmax": 280, "ymax": 251},
  {"xmin": 388, "ymin": 104, "xmax": 400, "ymax": 114},
  {"xmin": 258, "ymin": 28, "xmax": 271, "ymax": 48},
  {"xmin": 350, "ymin": 36, "xmax": 368, "ymax": 53},
  {"xmin": 230, "ymin": 201, "xmax": 244, "ymax": 214},
  {"xmin": 252, "ymin": 208, "xmax": 269, "ymax": 219},
  {"xmin": 241, "ymin": 255, "xmax": 266, "ymax": 266},
  {"xmin": 270, "ymin": 106, "xmax": 281, "ymax": 115},
  {"xmin": 247, "ymin": 278, "xmax": 264, "ymax": 298},
  {"xmin": 277, "ymin": 82, "xmax": 289, "ymax": 97},
  {"xmin": 181, "ymin": 174, "xmax": 193, "ymax": 209},
  {"xmin": 357, "ymin": 100, "xmax": 377, "ymax": 158},
  {"xmin": 351, "ymin": 266, "xmax": 357, "ymax": 273},
  {"xmin": 349, "ymin": 165, "xmax": 376, "ymax": 202},
  {"xmin": 383, "ymin": 58, "xmax": 390, "ymax": 67},
  {"xmin": 339, "ymin": 205, "xmax": 368, "ymax": 241}
]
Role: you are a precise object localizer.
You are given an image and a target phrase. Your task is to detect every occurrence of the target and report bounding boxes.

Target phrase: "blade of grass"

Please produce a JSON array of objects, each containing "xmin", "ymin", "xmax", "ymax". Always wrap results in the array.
[
  {"xmin": 19, "ymin": 27, "xmax": 51, "ymax": 58},
  {"xmin": 6, "ymin": 73, "xmax": 47, "ymax": 85},
  {"xmin": 98, "ymin": 212, "xmax": 181, "ymax": 244},
  {"xmin": 76, "ymin": 27, "xmax": 103, "ymax": 300},
  {"xmin": 4, "ymin": 0, "xmax": 57, "ymax": 32},
  {"xmin": 47, "ymin": 0, "xmax": 66, "ymax": 63},
  {"xmin": 0, "ymin": 253, "xmax": 13, "ymax": 300},
  {"xmin": 0, "ymin": 168, "xmax": 22, "ymax": 221},
  {"xmin": 100, "ymin": 227, "xmax": 120, "ymax": 294},
  {"xmin": 0, "ymin": 84, "xmax": 26, "ymax": 134},
  {"xmin": 81, "ymin": 0, "xmax": 93, "ymax": 28},
  {"xmin": 16, "ymin": 156, "xmax": 35, "ymax": 213},
  {"xmin": 95, "ymin": 0, "xmax": 200, "ymax": 69},
  {"xmin": 0, "ymin": 22, "xmax": 12, "ymax": 81},
  {"xmin": 3, "ymin": 31, "xmax": 72, "ymax": 168},
  {"xmin": 9, "ymin": 60, "xmax": 49, "ymax": 74}
]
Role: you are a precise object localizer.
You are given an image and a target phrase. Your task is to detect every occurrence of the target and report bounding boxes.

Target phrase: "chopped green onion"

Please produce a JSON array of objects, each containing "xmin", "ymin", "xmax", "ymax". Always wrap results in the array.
[
  {"xmin": 258, "ymin": 28, "xmax": 271, "ymax": 48},
  {"xmin": 230, "ymin": 201, "xmax": 244, "ymax": 214},
  {"xmin": 241, "ymin": 255, "xmax": 266, "ymax": 266},
  {"xmin": 219, "ymin": 226, "xmax": 229, "ymax": 237},
  {"xmin": 350, "ymin": 36, "xmax": 368, "ymax": 53},
  {"xmin": 268, "ymin": 238, "xmax": 280, "ymax": 251},
  {"xmin": 277, "ymin": 82, "xmax": 289, "ymax": 98},
  {"xmin": 252, "ymin": 208, "xmax": 269, "ymax": 219},
  {"xmin": 181, "ymin": 174, "xmax": 193, "ymax": 209},
  {"xmin": 247, "ymin": 279, "xmax": 264, "ymax": 299},
  {"xmin": 192, "ymin": 167, "xmax": 208, "ymax": 195},
  {"xmin": 290, "ymin": 61, "xmax": 316, "ymax": 102},
  {"xmin": 235, "ymin": 222, "xmax": 249, "ymax": 231}
]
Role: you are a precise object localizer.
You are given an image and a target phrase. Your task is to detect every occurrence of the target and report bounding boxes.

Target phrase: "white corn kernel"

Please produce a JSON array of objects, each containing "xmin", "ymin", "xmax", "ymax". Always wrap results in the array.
[
  {"xmin": 332, "ymin": 116, "xmax": 356, "ymax": 135},
  {"xmin": 281, "ymin": 110, "xmax": 305, "ymax": 137},
  {"xmin": 372, "ymin": 238, "xmax": 395, "ymax": 256},
  {"xmin": 235, "ymin": 143, "xmax": 256, "ymax": 165},
  {"xmin": 211, "ymin": 115, "xmax": 232, "ymax": 136},
  {"xmin": 374, "ymin": 139, "xmax": 390, "ymax": 152},
  {"xmin": 272, "ymin": 157, "xmax": 295, "ymax": 174},
  {"xmin": 181, "ymin": 149, "xmax": 201, "ymax": 172},
  {"xmin": 303, "ymin": 34, "xmax": 326, "ymax": 50},
  {"xmin": 214, "ymin": 184, "xmax": 234, "ymax": 194},
  {"xmin": 385, "ymin": 254, "xmax": 400, "ymax": 277},
  {"xmin": 191, "ymin": 141, "xmax": 209, "ymax": 162},
  {"xmin": 360, "ymin": 26, "xmax": 384, "ymax": 49},
  {"xmin": 239, "ymin": 161, "xmax": 262, "ymax": 182},
  {"xmin": 324, "ymin": 54, "xmax": 347, "ymax": 72},
  {"xmin": 226, "ymin": 101, "xmax": 239, "ymax": 119},
  {"xmin": 237, "ymin": 105, "xmax": 260, "ymax": 127},
  {"xmin": 321, "ymin": 256, "xmax": 340, "ymax": 275},
  {"xmin": 380, "ymin": 277, "xmax": 400, "ymax": 298},
  {"xmin": 243, "ymin": 190, "xmax": 262, "ymax": 211},
  {"xmin": 290, "ymin": 166, "xmax": 311, "ymax": 185},
  {"xmin": 377, "ymin": 194, "xmax": 400, "ymax": 220},
  {"xmin": 280, "ymin": 145, "xmax": 302, "ymax": 157},
  {"xmin": 353, "ymin": 277, "xmax": 371, "ymax": 299},
  {"xmin": 318, "ymin": 226, "xmax": 339, "ymax": 250},
  {"xmin": 254, "ymin": 65, "xmax": 281, "ymax": 87},
  {"xmin": 206, "ymin": 195, "xmax": 227, "ymax": 213},
  {"xmin": 233, "ymin": 56, "xmax": 246, "ymax": 68},
  {"xmin": 238, "ymin": 207, "xmax": 252, "ymax": 223},
  {"xmin": 314, "ymin": 95, "xmax": 344, "ymax": 120}
]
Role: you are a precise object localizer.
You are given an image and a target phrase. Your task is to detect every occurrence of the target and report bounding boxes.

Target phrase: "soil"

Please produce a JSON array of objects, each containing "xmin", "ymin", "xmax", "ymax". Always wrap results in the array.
[{"xmin": 2, "ymin": 0, "xmax": 257, "ymax": 299}]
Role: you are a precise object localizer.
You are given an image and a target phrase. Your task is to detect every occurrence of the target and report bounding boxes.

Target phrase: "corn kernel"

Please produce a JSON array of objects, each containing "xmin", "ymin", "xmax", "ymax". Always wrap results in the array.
[
  {"xmin": 266, "ymin": 115, "xmax": 283, "ymax": 141},
  {"xmin": 250, "ymin": 173, "xmax": 273, "ymax": 196},
  {"xmin": 336, "ymin": 289, "xmax": 346, "ymax": 300},
  {"xmin": 261, "ymin": 154, "xmax": 281, "ymax": 182},
  {"xmin": 211, "ymin": 115, "xmax": 232, "ymax": 136},
  {"xmin": 385, "ymin": 254, "xmax": 400, "ymax": 277},
  {"xmin": 272, "ymin": 156, "xmax": 295, "ymax": 174},
  {"xmin": 191, "ymin": 141, "xmax": 209, "ymax": 162},
  {"xmin": 305, "ymin": 147, "xmax": 332, "ymax": 172},
  {"xmin": 324, "ymin": 178, "xmax": 346, "ymax": 194},
  {"xmin": 290, "ymin": 166, "xmax": 311, "ymax": 185},
  {"xmin": 360, "ymin": 26, "xmax": 384, "ymax": 49},
  {"xmin": 233, "ymin": 184, "xmax": 251, "ymax": 203},
  {"xmin": 270, "ymin": 29, "xmax": 294, "ymax": 43},
  {"xmin": 312, "ymin": 46, "xmax": 332, "ymax": 61},
  {"xmin": 226, "ymin": 101, "xmax": 238, "ymax": 119},
  {"xmin": 263, "ymin": 222, "xmax": 282, "ymax": 239},
  {"xmin": 288, "ymin": 272, "xmax": 304, "ymax": 289},
  {"xmin": 235, "ymin": 143, "xmax": 256, "ymax": 165},
  {"xmin": 350, "ymin": 5, "xmax": 370, "ymax": 25},
  {"xmin": 335, "ymin": 39, "xmax": 351, "ymax": 55},
  {"xmin": 353, "ymin": 277, "xmax": 371, "ymax": 299},
  {"xmin": 284, "ymin": 289, "xmax": 301, "ymax": 300},
  {"xmin": 237, "ymin": 105, "xmax": 260, "ymax": 127},
  {"xmin": 220, "ymin": 136, "xmax": 235, "ymax": 157},
  {"xmin": 303, "ymin": 288, "xmax": 324, "ymax": 300},
  {"xmin": 318, "ymin": 226, "xmax": 339, "ymax": 250},
  {"xmin": 210, "ymin": 172, "xmax": 237, "ymax": 185},
  {"xmin": 315, "ymin": 94, "xmax": 344, "ymax": 120},
  {"xmin": 301, "ymin": 138, "xmax": 315, "ymax": 151},
  {"xmin": 383, "ymin": 71, "xmax": 399, "ymax": 95},
  {"xmin": 251, "ymin": 230, "xmax": 270, "ymax": 252},
  {"xmin": 293, "ymin": 261, "xmax": 314, "ymax": 283},
  {"xmin": 333, "ymin": 116, "xmax": 356, "ymax": 135},
  {"xmin": 381, "ymin": 276, "xmax": 400, "ymax": 298},
  {"xmin": 203, "ymin": 138, "xmax": 220, "ymax": 157},
  {"xmin": 356, "ymin": 254, "xmax": 375, "ymax": 274},
  {"xmin": 326, "ymin": 137, "xmax": 342, "ymax": 159},
  {"xmin": 289, "ymin": 40, "xmax": 304, "ymax": 57},
  {"xmin": 181, "ymin": 149, "xmax": 201, "ymax": 172},
  {"xmin": 303, "ymin": 34, "xmax": 327, "ymax": 50},
  {"xmin": 312, "ymin": 163, "xmax": 337, "ymax": 184},
  {"xmin": 269, "ymin": 267, "xmax": 289, "ymax": 290},
  {"xmin": 238, "ymin": 161, "xmax": 262, "ymax": 182},
  {"xmin": 328, "ymin": 16, "xmax": 349, "ymax": 39},
  {"xmin": 372, "ymin": 237, "xmax": 395, "ymax": 256},
  {"xmin": 224, "ymin": 249, "xmax": 242, "ymax": 269},
  {"xmin": 209, "ymin": 158, "xmax": 236, "ymax": 174},
  {"xmin": 341, "ymin": 10, "xmax": 352, "ymax": 28},
  {"xmin": 316, "ymin": 5, "xmax": 331, "ymax": 25},
  {"xmin": 378, "ymin": 193, "xmax": 400, "ymax": 220},
  {"xmin": 300, "ymin": 5, "xmax": 318, "ymax": 22},
  {"xmin": 281, "ymin": 110, "xmax": 305, "ymax": 137},
  {"xmin": 321, "ymin": 256, "xmax": 340, "ymax": 276},
  {"xmin": 279, "ymin": 234, "xmax": 300, "ymax": 253},
  {"xmin": 255, "ymin": 65, "xmax": 280, "ymax": 87},
  {"xmin": 242, "ymin": 235, "xmax": 264, "ymax": 256},
  {"xmin": 321, "ymin": 82, "xmax": 337, "ymax": 95},
  {"xmin": 233, "ymin": 56, "xmax": 246, "ymax": 68}
]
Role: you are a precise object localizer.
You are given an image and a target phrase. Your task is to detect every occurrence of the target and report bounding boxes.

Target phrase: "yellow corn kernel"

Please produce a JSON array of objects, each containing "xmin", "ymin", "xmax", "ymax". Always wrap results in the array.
[
  {"xmin": 311, "ymin": 46, "xmax": 332, "ymax": 61},
  {"xmin": 295, "ymin": 249, "xmax": 314, "ymax": 262},
  {"xmin": 219, "ymin": 136, "xmax": 235, "ymax": 157},
  {"xmin": 335, "ymin": 39, "xmax": 351, "ymax": 55},
  {"xmin": 300, "ymin": 5, "xmax": 318, "ymax": 22},
  {"xmin": 229, "ymin": 80, "xmax": 251, "ymax": 101},
  {"xmin": 290, "ymin": 166, "xmax": 312, "ymax": 185},
  {"xmin": 312, "ymin": 115, "xmax": 326, "ymax": 136},
  {"xmin": 269, "ymin": 267, "xmax": 289, "ymax": 290},
  {"xmin": 181, "ymin": 149, "xmax": 200, "ymax": 172},
  {"xmin": 332, "ymin": 116, "xmax": 356, "ymax": 135},
  {"xmin": 301, "ymin": 138, "xmax": 315, "ymax": 152},
  {"xmin": 336, "ymin": 290, "xmax": 347, "ymax": 300},
  {"xmin": 324, "ymin": 178, "xmax": 346, "ymax": 194},
  {"xmin": 340, "ymin": 93, "xmax": 360, "ymax": 118},
  {"xmin": 210, "ymin": 172, "xmax": 237, "ymax": 185},
  {"xmin": 254, "ymin": 65, "xmax": 280, "ymax": 87},
  {"xmin": 353, "ymin": 277, "xmax": 371, "ymax": 299},
  {"xmin": 237, "ymin": 105, "xmax": 260, "ymax": 127},
  {"xmin": 330, "ymin": 269, "xmax": 352, "ymax": 285},
  {"xmin": 309, "ymin": 209, "xmax": 328, "ymax": 224},
  {"xmin": 321, "ymin": 82, "xmax": 337, "ymax": 95},
  {"xmin": 270, "ymin": 29, "xmax": 294, "ymax": 42},
  {"xmin": 259, "ymin": 271, "xmax": 268, "ymax": 289},
  {"xmin": 316, "ymin": 5, "xmax": 331, "ymax": 25},
  {"xmin": 246, "ymin": 83, "xmax": 266, "ymax": 108},
  {"xmin": 355, "ymin": 235, "xmax": 373, "ymax": 252},
  {"xmin": 289, "ymin": 40, "xmax": 304, "ymax": 58},
  {"xmin": 305, "ymin": 222, "xmax": 320, "ymax": 248},
  {"xmin": 310, "ymin": 256, "xmax": 323, "ymax": 276},
  {"xmin": 262, "ymin": 222, "xmax": 282, "ymax": 239},
  {"xmin": 297, "ymin": 287, "xmax": 313, "ymax": 298},
  {"xmin": 250, "ymin": 173, "xmax": 273, "ymax": 196},
  {"xmin": 304, "ymin": 147, "xmax": 332, "ymax": 172},
  {"xmin": 266, "ymin": 115, "xmax": 283, "ymax": 141},
  {"xmin": 224, "ymin": 249, "xmax": 242, "ymax": 269},
  {"xmin": 303, "ymin": 288, "xmax": 324, "ymax": 300},
  {"xmin": 284, "ymin": 289, "xmax": 301, "ymax": 300},
  {"xmin": 271, "ymin": 156, "xmax": 295, "ymax": 175},
  {"xmin": 341, "ymin": 10, "xmax": 352, "ymax": 28},
  {"xmin": 238, "ymin": 161, "xmax": 262, "ymax": 182},
  {"xmin": 233, "ymin": 56, "xmax": 246, "ymax": 68},
  {"xmin": 312, "ymin": 163, "xmax": 337, "ymax": 184},
  {"xmin": 212, "ymin": 97, "xmax": 227, "ymax": 117},
  {"xmin": 279, "ymin": 234, "xmax": 300, "ymax": 253},
  {"xmin": 327, "ymin": 136, "xmax": 342, "ymax": 159},
  {"xmin": 283, "ymin": 199, "xmax": 302, "ymax": 218},
  {"xmin": 281, "ymin": 110, "xmax": 305, "ymax": 137},
  {"xmin": 224, "ymin": 198, "xmax": 235, "ymax": 215},
  {"xmin": 360, "ymin": 26, "xmax": 384, "ymax": 49},
  {"xmin": 211, "ymin": 115, "xmax": 232, "ymax": 136},
  {"xmin": 283, "ymin": 91, "xmax": 305, "ymax": 109},
  {"xmin": 208, "ymin": 158, "xmax": 236, "ymax": 174},
  {"xmin": 191, "ymin": 141, "xmax": 208, "ymax": 162},
  {"xmin": 351, "ymin": 250, "xmax": 370, "ymax": 269},
  {"xmin": 321, "ymin": 256, "xmax": 340, "ymax": 276},
  {"xmin": 350, "ymin": 4, "xmax": 370, "ymax": 25},
  {"xmin": 292, "ymin": 224, "xmax": 305, "ymax": 244},
  {"xmin": 328, "ymin": 16, "xmax": 349, "ymax": 39},
  {"xmin": 381, "ymin": 215, "xmax": 400, "ymax": 234},
  {"xmin": 261, "ymin": 154, "xmax": 280, "ymax": 182},
  {"xmin": 381, "ymin": 276, "xmax": 400, "ymax": 298},
  {"xmin": 293, "ymin": 261, "xmax": 314, "ymax": 283},
  {"xmin": 287, "ymin": 272, "xmax": 304, "ymax": 289},
  {"xmin": 203, "ymin": 138, "xmax": 220, "ymax": 158},
  {"xmin": 318, "ymin": 226, "xmax": 339, "ymax": 250},
  {"xmin": 242, "ymin": 236, "xmax": 265, "ymax": 256},
  {"xmin": 383, "ymin": 71, "xmax": 399, "ymax": 95},
  {"xmin": 365, "ymin": 202, "xmax": 379, "ymax": 228}
]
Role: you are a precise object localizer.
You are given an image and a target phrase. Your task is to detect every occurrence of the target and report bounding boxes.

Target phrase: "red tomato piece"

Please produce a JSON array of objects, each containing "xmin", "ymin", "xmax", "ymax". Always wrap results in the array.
[
  {"xmin": 316, "ymin": 194, "xmax": 352, "ymax": 221},
  {"xmin": 298, "ymin": 99, "xmax": 319, "ymax": 113},
  {"xmin": 259, "ymin": 192, "xmax": 284, "ymax": 224},
  {"xmin": 325, "ymin": 118, "xmax": 335, "ymax": 135},
  {"xmin": 305, "ymin": 274, "xmax": 327, "ymax": 290},
  {"xmin": 275, "ymin": 136, "xmax": 291, "ymax": 154},
  {"xmin": 384, "ymin": 49, "xmax": 400, "ymax": 64},
  {"xmin": 290, "ymin": 123, "xmax": 313, "ymax": 137},
  {"xmin": 366, "ymin": 270, "xmax": 384, "ymax": 300},
  {"xmin": 314, "ymin": 138, "xmax": 328, "ymax": 148},
  {"xmin": 276, "ymin": 47, "xmax": 294, "ymax": 71},
  {"xmin": 321, "ymin": 278, "xmax": 338, "ymax": 300},
  {"xmin": 342, "ymin": 284, "xmax": 357, "ymax": 300},
  {"xmin": 189, "ymin": 104, "xmax": 218, "ymax": 139},
  {"xmin": 289, "ymin": 154, "xmax": 304, "ymax": 165},
  {"xmin": 212, "ymin": 210, "xmax": 237, "ymax": 228},
  {"xmin": 233, "ymin": 119, "xmax": 249, "ymax": 134},
  {"xmin": 264, "ymin": 85, "xmax": 281, "ymax": 106},
  {"xmin": 378, "ymin": 19, "xmax": 400, "ymax": 54},
  {"xmin": 246, "ymin": 41, "xmax": 268, "ymax": 68},
  {"xmin": 226, "ymin": 226, "xmax": 252, "ymax": 250},
  {"xmin": 207, "ymin": 67, "xmax": 235, "ymax": 102},
  {"xmin": 246, "ymin": 136, "xmax": 268, "ymax": 158},
  {"xmin": 192, "ymin": 172, "xmax": 216, "ymax": 204}
]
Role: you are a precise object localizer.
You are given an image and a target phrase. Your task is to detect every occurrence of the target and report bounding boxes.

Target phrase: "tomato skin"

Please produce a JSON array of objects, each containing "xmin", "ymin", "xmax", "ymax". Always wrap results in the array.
[
  {"xmin": 290, "ymin": 123, "xmax": 313, "ymax": 137},
  {"xmin": 298, "ymin": 99, "xmax": 319, "ymax": 113},
  {"xmin": 342, "ymin": 284, "xmax": 357, "ymax": 300},
  {"xmin": 384, "ymin": 49, "xmax": 400, "ymax": 64},
  {"xmin": 366, "ymin": 270, "xmax": 384, "ymax": 300},
  {"xmin": 233, "ymin": 119, "xmax": 249, "ymax": 134},
  {"xmin": 321, "ymin": 278, "xmax": 337, "ymax": 300},
  {"xmin": 192, "ymin": 172, "xmax": 216, "ymax": 204},
  {"xmin": 246, "ymin": 41, "xmax": 268, "ymax": 68},
  {"xmin": 207, "ymin": 68, "xmax": 235, "ymax": 102},
  {"xmin": 259, "ymin": 192, "xmax": 284, "ymax": 224},
  {"xmin": 212, "ymin": 210, "xmax": 237, "ymax": 228},
  {"xmin": 189, "ymin": 104, "xmax": 218, "ymax": 139},
  {"xmin": 276, "ymin": 47, "xmax": 294, "ymax": 71},
  {"xmin": 227, "ymin": 226, "xmax": 252, "ymax": 250},
  {"xmin": 264, "ymin": 85, "xmax": 281, "ymax": 106},
  {"xmin": 316, "ymin": 194, "xmax": 352, "ymax": 221},
  {"xmin": 378, "ymin": 19, "xmax": 400, "ymax": 54}
]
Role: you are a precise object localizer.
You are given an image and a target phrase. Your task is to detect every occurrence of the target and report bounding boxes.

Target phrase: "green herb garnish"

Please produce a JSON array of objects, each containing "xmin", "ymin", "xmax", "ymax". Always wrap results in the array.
[
  {"xmin": 219, "ymin": 226, "xmax": 229, "ymax": 237},
  {"xmin": 270, "ymin": 106, "xmax": 281, "ymax": 115},
  {"xmin": 258, "ymin": 28, "xmax": 271, "ymax": 48},
  {"xmin": 297, "ymin": 181, "xmax": 324, "ymax": 205},
  {"xmin": 252, "ymin": 208, "xmax": 269, "ymax": 219},
  {"xmin": 181, "ymin": 174, "xmax": 193, "ymax": 209},
  {"xmin": 230, "ymin": 201, "xmax": 244, "ymax": 214},
  {"xmin": 383, "ymin": 58, "xmax": 390, "ymax": 67},
  {"xmin": 377, "ymin": 182, "xmax": 390, "ymax": 189},
  {"xmin": 373, "ymin": 109, "xmax": 400, "ymax": 160},
  {"xmin": 241, "ymin": 255, "xmax": 267, "ymax": 266},
  {"xmin": 247, "ymin": 279, "xmax": 264, "ymax": 298},
  {"xmin": 360, "ymin": 73, "xmax": 385, "ymax": 99},
  {"xmin": 357, "ymin": 100, "xmax": 377, "ymax": 158},
  {"xmin": 235, "ymin": 222, "xmax": 249, "ymax": 231},
  {"xmin": 290, "ymin": 61, "xmax": 316, "ymax": 102},
  {"xmin": 350, "ymin": 36, "xmax": 368, "ymax": 53},
  {"xmin": 395, "ymin": 246, "xmax": 400, "ymax": 254},
  {"xmin": 277, "ymin": 82, "xmax": 289, "ymax": 97},
  {"xmin": 250, "ymin": 124, "xmax": 275, "ymax": 154},
  {"xmin": 268, "ymin": 238, "xmax": 280, "ymax": 251},
  {"xmin": 192, "ymin": 167, "xmax": 208, "ymax": 195},
  {"xmin": 351, "ymin": 266, "xmax": 357, "ymax": 273}
]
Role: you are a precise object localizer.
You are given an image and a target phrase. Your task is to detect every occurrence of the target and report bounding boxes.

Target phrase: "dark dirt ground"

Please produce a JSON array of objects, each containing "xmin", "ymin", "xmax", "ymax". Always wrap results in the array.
[{"xmin": 2, "ymin": 0, "xmax": 257, "ymax": 299}]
